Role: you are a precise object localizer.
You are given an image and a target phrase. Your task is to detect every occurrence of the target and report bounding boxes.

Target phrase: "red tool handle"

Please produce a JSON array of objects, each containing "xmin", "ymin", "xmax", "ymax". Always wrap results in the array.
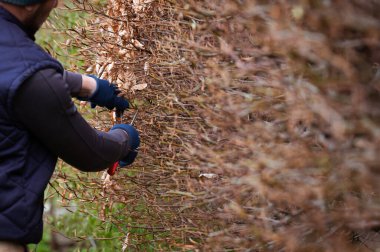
[
  {"xmin": 107, "ymin": 109, "xmax": 122, "ymax": 176},
  {"xmin": 107, "ymin": 161, "xmax": 119, "ymax": 176},
  {"xmin": 107, "ymin": 110, "xmax": 137, "ymax": 176}
]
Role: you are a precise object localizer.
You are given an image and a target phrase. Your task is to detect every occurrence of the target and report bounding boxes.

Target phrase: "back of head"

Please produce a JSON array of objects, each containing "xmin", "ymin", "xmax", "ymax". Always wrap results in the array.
[{"xmin": 0, "ymin": 0, "xmax": 45, "ymax": 5}]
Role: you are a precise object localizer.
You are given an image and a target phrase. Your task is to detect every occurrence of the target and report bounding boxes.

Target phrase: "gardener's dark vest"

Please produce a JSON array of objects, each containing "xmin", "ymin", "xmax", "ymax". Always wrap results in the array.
[{"xmin": 0, "ymin": 8, "xmax": 63, "ymax": 244}]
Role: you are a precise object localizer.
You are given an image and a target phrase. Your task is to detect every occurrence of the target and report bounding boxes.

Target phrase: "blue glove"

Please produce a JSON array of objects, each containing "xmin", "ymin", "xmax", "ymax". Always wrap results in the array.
[
  {"xmin": 111, "ymin": 124, "xmax": 140, "ymax": 167},
  {"xmin": 87, "ymin": 75, "xmax": 129, "ymax": 111}
]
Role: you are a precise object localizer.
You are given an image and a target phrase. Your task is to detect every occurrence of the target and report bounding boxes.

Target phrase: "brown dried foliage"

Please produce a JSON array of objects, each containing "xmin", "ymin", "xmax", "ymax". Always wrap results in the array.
[{"xmin": 57, "ymin": 0, "xmax": 380, "ymax": 250}]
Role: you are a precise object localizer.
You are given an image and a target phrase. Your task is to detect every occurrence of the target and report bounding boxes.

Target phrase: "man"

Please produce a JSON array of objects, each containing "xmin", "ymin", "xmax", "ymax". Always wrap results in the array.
[{"xmin": 0, "ymin": 0, "xmax": 140, "ymax": 250}]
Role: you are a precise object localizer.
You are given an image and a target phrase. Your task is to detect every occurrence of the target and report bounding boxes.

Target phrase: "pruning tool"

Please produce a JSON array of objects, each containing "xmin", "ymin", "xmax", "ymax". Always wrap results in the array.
[{"xmin": 107, "ymin": 109, "xmax": 138, "ymax": 176}]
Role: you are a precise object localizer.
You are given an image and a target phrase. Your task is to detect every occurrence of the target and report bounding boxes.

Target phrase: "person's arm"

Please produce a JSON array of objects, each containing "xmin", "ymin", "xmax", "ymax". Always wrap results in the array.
[
  {"xmin": 63, "ymin": 70, "xmax": 97, "ymax": 99},
  {"xmin": 63, "ymin": 71, "xmax": 129, "ymax": 111},
  {"xmin": 12, "ymin": 68, "xmax": 131, "ymax": 172}
]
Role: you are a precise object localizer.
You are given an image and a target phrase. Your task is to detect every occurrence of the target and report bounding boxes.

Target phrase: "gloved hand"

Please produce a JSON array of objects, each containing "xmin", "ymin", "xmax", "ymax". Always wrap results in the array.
[
  {"xmin": 86, "ymin": 75, "xmax": 129, "ymax": 111},
  {"xmin": 111, "ymin": 124, "xmax": 140, "ymax": 167}
]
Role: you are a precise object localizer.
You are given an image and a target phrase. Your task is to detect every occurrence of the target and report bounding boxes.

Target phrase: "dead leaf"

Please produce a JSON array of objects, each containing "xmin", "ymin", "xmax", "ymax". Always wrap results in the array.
[
  {"xmin": 121, "ymin": 233, "xmax": 130, "ymax": 252},
  {"xmin": 131, "ymin": 83, "xmax": 148, "ymax": 91},
  {"xmin": 199, "ymin": 173, "xmax": 218, "ymax": 179}
]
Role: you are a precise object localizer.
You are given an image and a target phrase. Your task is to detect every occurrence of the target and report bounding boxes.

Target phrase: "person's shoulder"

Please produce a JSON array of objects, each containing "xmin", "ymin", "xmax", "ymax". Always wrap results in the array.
[{"xmin": 26, "ymin": 68, "xmax": 63, "ymax": 84}]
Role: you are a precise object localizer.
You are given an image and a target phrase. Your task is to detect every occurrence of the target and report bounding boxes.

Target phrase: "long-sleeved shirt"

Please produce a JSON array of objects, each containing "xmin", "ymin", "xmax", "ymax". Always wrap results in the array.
[{"xmin": 12, "ymin": 68, "xmax": 129, "ymax": 172}]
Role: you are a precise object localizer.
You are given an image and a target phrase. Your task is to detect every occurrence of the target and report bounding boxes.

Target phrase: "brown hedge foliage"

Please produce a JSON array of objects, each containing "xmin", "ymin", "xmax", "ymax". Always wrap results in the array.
[{"xmin": 62, "ymin": 0, "xmax": 379, "ymax": 250}]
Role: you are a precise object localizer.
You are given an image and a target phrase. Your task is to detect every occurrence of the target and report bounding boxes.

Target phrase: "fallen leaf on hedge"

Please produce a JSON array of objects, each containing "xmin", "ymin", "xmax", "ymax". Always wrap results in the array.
[
  {"xmin": 132, "ymin": 39, "xmax": 145, "ymax": 50},
  {"xmin": 199, "ymin": 173, "xmax": 218, "ymax": 179},
  {"xmin": 131, "ymin": 83, "xmax": 148, "ymax": 91}
]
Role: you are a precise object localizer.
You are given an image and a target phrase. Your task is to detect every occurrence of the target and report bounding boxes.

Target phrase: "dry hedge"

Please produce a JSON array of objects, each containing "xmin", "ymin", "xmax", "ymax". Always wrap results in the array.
[{"xmin": 54, "ymin": 0, "xmax": 380, "ymax": 250}]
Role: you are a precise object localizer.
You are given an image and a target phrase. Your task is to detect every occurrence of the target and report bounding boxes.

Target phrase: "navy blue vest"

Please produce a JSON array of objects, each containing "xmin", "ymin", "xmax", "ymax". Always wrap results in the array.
[{"xmin": 0, "ymin": 7, "xmax": 63, "ymax": 244}]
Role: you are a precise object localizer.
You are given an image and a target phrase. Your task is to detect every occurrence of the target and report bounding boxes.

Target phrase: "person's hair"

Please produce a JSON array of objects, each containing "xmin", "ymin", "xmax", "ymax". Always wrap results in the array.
[{"xmin": 0, "ymin": 0, "xmax": 47, "ymax": 6}]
